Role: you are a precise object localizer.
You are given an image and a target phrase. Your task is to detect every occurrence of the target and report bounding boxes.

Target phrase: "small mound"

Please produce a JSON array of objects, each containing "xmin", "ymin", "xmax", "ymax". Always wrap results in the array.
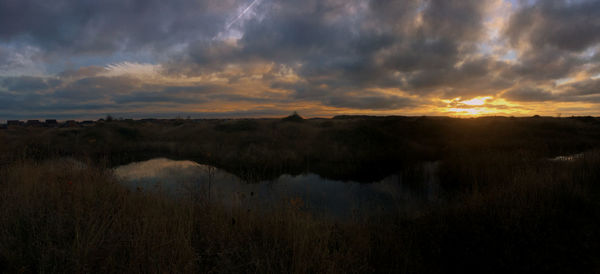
[{"xmin": 282, "ymin": 112, "xmax": 304, "ymax": 122}]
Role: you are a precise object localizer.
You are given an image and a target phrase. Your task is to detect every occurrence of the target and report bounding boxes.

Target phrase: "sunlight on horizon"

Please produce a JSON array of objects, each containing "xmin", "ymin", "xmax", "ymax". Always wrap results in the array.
[
  {"xmin": 461, "ymin": 96, "xmax": 493, "ymax": 106},
  {"xmin": 1, "ymin": 0, "xmax": 599, "ymax": 119},
  {"xmin": 445, "ymin": 107, "xmax": 496, "ymax": 117}
]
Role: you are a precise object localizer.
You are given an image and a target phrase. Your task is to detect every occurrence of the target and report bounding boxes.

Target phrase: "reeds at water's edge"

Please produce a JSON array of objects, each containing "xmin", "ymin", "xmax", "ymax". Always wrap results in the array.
[
  {"xmin": 1, "ymin": 116, "xmax": 600, "ymax": 272},
  {"xmin": 1, "ymin": 150, "xmax": 599, "ymax": 273}
]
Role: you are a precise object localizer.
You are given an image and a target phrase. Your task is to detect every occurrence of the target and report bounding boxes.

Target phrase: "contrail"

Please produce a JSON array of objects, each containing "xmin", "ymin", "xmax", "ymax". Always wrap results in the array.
[{"xmin": 226, "ymin": 0, "xmax": 259, "ymax": 29}]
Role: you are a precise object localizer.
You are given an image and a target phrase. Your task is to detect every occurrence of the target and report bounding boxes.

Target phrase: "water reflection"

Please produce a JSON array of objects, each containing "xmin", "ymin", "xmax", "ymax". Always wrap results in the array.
[
  {"xmin": 114, "ymin": 158, "xmax": 440, "ymax": 219},
  {"xmin": 549, "ymin": 153, "xmax": 584, "ymax": 162}
]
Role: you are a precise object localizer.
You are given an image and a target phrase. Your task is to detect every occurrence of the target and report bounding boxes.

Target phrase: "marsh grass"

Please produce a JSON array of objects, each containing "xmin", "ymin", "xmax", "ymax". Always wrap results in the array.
[
  {"xmin": 1, "ymin": 116, "xmax": 600, "ymax": 272},
  {"xmin": 0, "ymin": 160, "xmax": 196, "ymax": 273},
  {"xmin": 0, "ymin": 160, "xmax": 375, "ymax": 273},
  {"xmin": 1, "ymin": 150, "xmax": 600, "ymax": 273},
  {"xmin": 2, "ymin": 116, "xmax": 600, "ymax": 182}
]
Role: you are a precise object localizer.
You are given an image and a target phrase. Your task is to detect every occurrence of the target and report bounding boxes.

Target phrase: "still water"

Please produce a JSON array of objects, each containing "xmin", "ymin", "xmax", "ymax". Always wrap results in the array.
[{"xmin": 114, "ymin": 158, "xmax": 441, "ymax": 219}]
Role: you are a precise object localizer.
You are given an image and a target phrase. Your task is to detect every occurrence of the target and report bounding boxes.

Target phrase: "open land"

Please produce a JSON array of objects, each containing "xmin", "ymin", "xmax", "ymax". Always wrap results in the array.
[{"xmin": 1, "ymin": 115, "xmax": 600, "ymax": 273}]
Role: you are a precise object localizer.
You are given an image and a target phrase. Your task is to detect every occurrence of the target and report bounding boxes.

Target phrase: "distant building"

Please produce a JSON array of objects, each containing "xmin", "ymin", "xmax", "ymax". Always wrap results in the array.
[
  {"xmin": 80, "ymin": 120, "xmax": 95, "ymax": 127},
  {"xmin": 45, "ymin": 119, "xmax": 58, "ymax": 127},
  {"xmin": 26, "ymin": 120, "xmax": 42, "ymax": 127},
  {"xmin": 7, "ymin": 120, "xmax": 20, "ymax": 126},
  {"xmin": 63, "ymin": 120, "xmax": 79, "ymax": 127}
]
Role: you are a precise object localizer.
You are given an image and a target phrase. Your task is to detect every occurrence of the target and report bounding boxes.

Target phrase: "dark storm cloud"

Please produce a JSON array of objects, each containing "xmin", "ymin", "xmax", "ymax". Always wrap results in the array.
[
  {"xmin": 113, "ymin": 85, "xmax": 230, "ymax": 104},
  {"xmin": 0, "ymin": 0, "xmax": 246, "ymax": 55},
  {"xmin": 114, "ymin": 92, "xmax": 206, "ymax": 105},
  {"xmin": 168, "ymin": 0, "xmax": 497, "ymax": 110},
  {"xmin": 58, "ymin": 66, "xmax": 106, "ymax": 79},
  {"xmin": 502, "ymin": 82, "xmax": 600, "ymax": 103},
  {"xmin": 405, "ymin": 57, "xmax": 517, "ymax": 98},
  {"xmin": 0, "ymin": 71, "xmax": 261, "ymax": 115},
  {"xmin": 501, "ymin": 0, "xmax": 600, "ymax": 86},
  {"xmin": 563, "ymin": 79, "xmax": 600, "ymax": 96},
  {"xmin": 180, "ymin": 0, "xmax": 487, "ymax": 69},
  {"xmin": 324, "ymin": 94, "xmax": 417, "ymax": 110},
  {"xmin": 0, "ymin": 76, "xmax": 61, "ymax": 91},
  {"xmin": 506, "ymin": 0, "xmax": 600, "ymax": 52},
  {"xmin": 0, "ymin": 47, "xmax": 9, "ymax": 64},
  {"xmin": 502, "ymin": 47, "xmax": 584, "ymax": 81},
  {"xmin": 0, "ymin": 44, "xmax": 43, "ymax": 74},
  {"xmin": 53, "ymin": 76, "xmax": 141, "ymax": 102},
  {"xmin": 502, "ymin": 87, "xmax": 556, "ymax": 102},
  {"xmin": 279, "ymin": 80, "xmax": 418, "ymax": 109},
  {"xmin": 1, "ymin": 0, "xmax": 600, "ymax": 117},
  {"xmin": 0, "ymin": 74, "xmax": 136, "ymax": 114},
  {"xmin": 0, "ymin": 90, "xmax": 17, "ymax": 105}
]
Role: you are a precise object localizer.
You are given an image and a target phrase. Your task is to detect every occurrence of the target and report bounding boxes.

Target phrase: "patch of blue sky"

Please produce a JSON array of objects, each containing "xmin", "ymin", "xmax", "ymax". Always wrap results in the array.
[{"xmin": 501, "ymin": 50, "xmax": 518, "ymax": 62}]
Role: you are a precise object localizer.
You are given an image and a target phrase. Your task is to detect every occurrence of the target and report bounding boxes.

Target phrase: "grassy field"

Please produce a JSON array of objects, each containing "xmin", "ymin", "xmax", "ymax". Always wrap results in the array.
[
  {"xmin": 1, "ymin": 115, "xmax": 600, "ymax": 272},
  {"xmin": 2, "ymin": 115, "xmax": 600, "ymax": 181}
]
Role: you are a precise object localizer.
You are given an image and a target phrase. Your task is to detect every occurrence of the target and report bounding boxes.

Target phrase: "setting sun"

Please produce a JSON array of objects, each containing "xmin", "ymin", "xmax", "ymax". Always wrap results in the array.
[
  {"xmin": 461, "ymin": 97, "xmax": 493, "ymax": 106},
  {"xmin": 1, "ymin": 0, "xmax": 599, "ymax": 120},
  {"xmin": 2, "ymin": 0, "xmax": 600, "ymax": 272}
]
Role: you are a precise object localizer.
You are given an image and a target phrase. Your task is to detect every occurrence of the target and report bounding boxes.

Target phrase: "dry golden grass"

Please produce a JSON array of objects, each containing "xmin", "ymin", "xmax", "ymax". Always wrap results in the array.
[
  {"xmin": 1, "ymin": 116, "xmax": 600, "ymax": 272},
  {"xmin": 0, "ymin": 160, "xmax": 196, "ymax": 272},
  {"xmin": 0, "ymin": 160, "xmax": 373, "ymax": 273},
  {"xmin": 2, "ymin": 152, "xmax": 599, "ymax": 273}
]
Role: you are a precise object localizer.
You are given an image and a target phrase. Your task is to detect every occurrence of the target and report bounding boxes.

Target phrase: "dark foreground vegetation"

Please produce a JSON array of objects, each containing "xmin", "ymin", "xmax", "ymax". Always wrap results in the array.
[{"xmin": 1, "ymin": 115, "xmax": 600, "ymax": 272}]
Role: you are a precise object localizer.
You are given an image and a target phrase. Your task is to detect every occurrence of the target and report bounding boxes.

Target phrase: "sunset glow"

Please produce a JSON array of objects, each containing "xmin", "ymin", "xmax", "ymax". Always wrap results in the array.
[
  {"xmin": 0, "ymin": 0, "xmax": 599, "ymax": 120},
  {"xmin": 461, "ymin": 97, "xmax": 493, "ymax": 106},
  {"xmin": 2, "ymin": 2, "xmax": 600, "ymax": 271}
]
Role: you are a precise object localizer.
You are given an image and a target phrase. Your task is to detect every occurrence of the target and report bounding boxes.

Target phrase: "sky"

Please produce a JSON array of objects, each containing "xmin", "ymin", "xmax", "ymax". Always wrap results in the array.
[{"xmin": 0, "ymin": 0, "xmax": 599, "ymax": 120}]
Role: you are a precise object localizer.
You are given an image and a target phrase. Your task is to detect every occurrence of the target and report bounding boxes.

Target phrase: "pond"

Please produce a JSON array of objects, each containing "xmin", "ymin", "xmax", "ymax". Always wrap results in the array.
[
  {"xmin": 549, "ymin": 153, "xmax": 585, "ymax": 162},
  {"xmin": 114, "ymin": 158, "xmax": 441, "ymax": 219}
]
